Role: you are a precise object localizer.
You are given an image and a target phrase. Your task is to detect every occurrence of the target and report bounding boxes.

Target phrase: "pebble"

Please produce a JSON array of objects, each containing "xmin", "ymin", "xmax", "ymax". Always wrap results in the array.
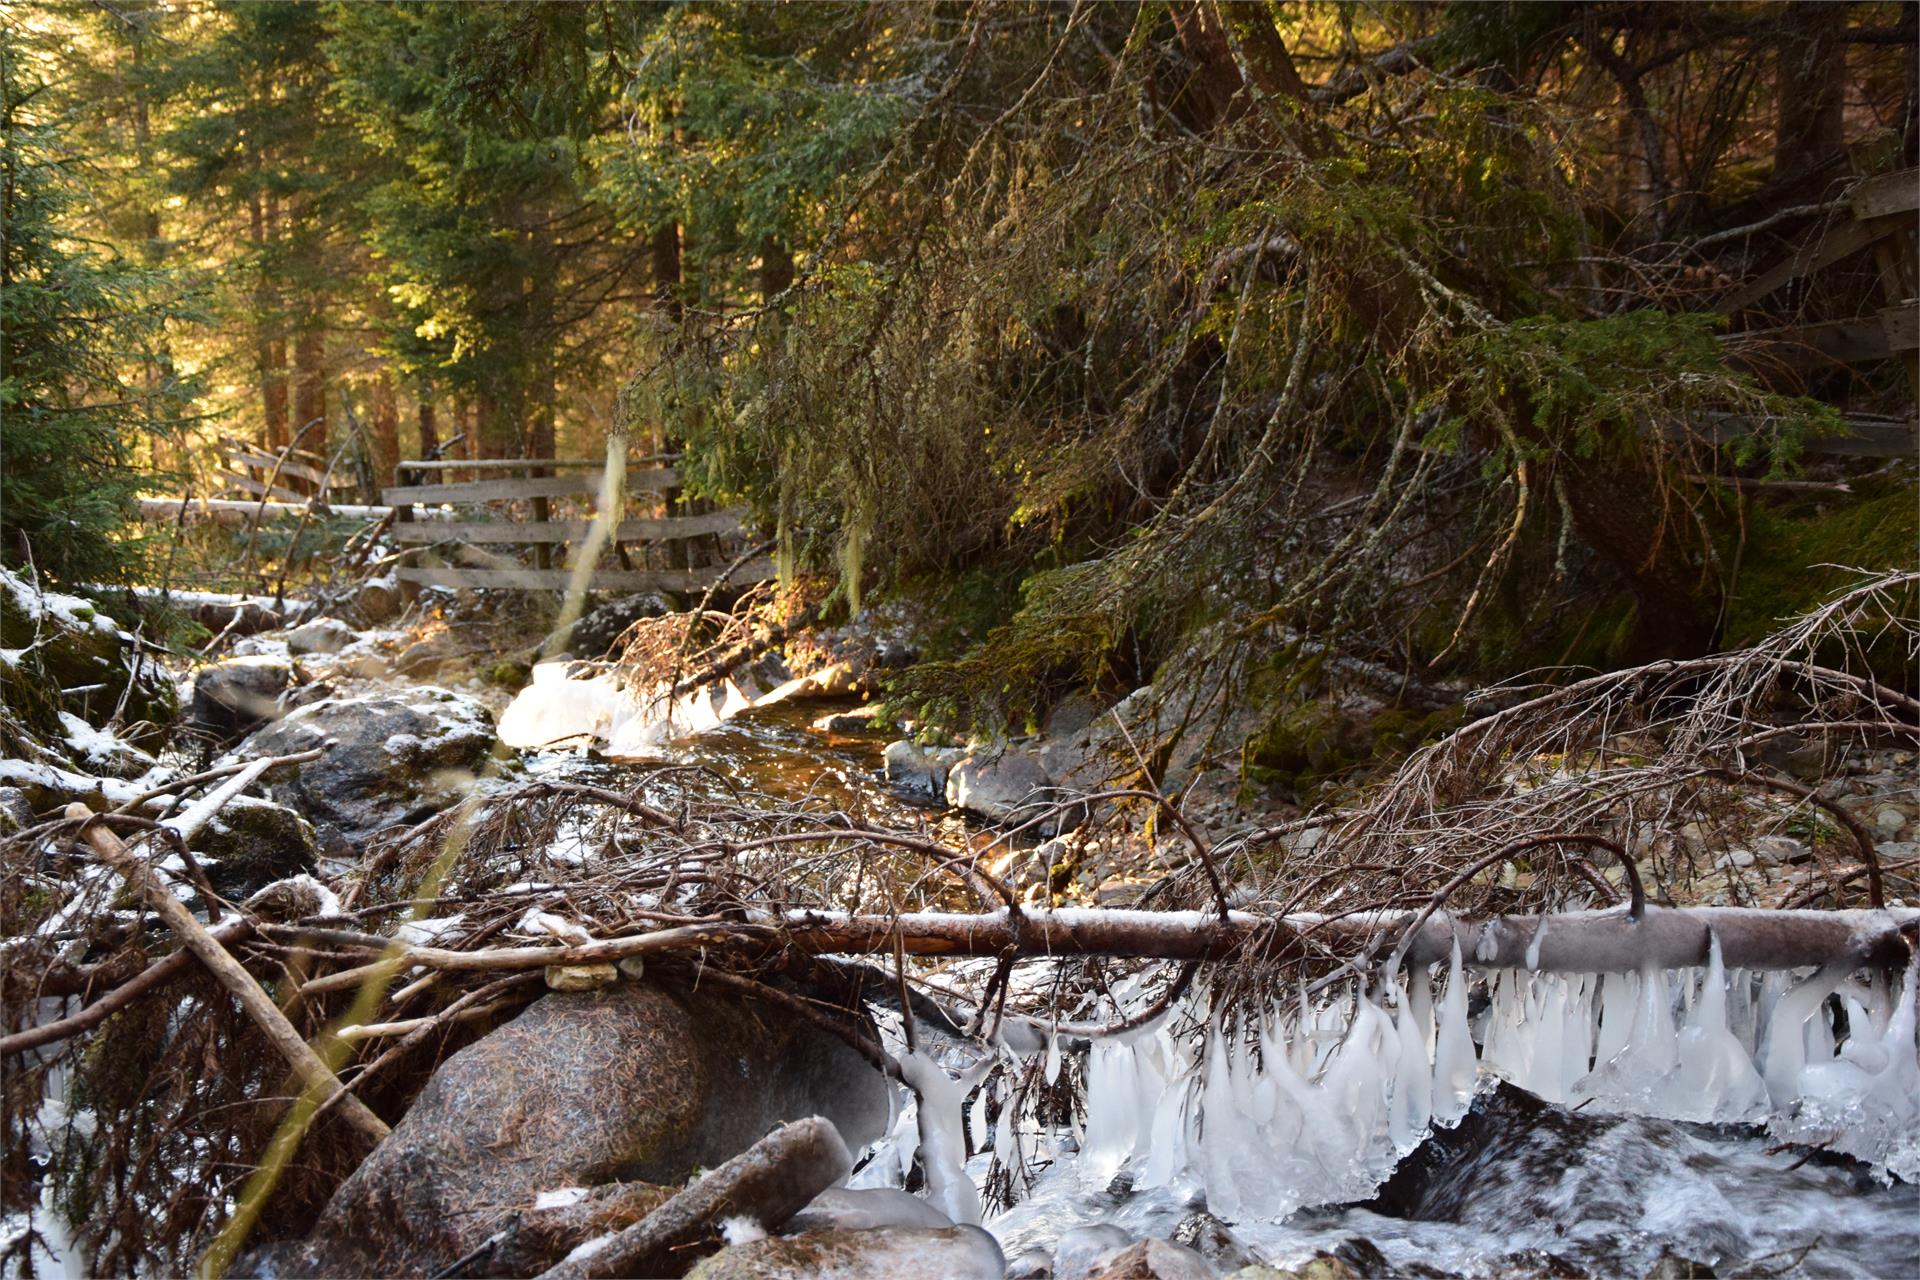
[{"xmin": 1754, "ymin": 835, "xmax": 1809, "ymax": 864}]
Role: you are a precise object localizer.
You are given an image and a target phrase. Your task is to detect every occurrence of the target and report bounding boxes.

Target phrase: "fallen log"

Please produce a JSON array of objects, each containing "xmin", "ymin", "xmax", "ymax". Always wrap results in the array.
[
  {"xmin": 67, "ymin": 805, "xmax": 389, "ymax": 1145},
  {"xmin": 278, "ymin": 904, "xmax": 1918, "ymax": 991},
  {"xmin": 533, "ymin": 1116, "xmax": 853, "ymax": 1280}
]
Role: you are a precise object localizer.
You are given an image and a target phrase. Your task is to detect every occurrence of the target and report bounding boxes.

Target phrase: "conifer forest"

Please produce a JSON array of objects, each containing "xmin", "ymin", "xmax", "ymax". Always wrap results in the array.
[{"xmin": 1, "ymin": 4, "xmax": 1917, "ymax": 1278}]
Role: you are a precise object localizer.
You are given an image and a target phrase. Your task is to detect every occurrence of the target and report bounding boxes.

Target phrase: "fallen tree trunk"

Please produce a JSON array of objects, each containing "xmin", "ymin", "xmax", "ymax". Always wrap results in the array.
[{"xmin": 283, "ymin": 904, "xmax": 1918, "ymax": 991}]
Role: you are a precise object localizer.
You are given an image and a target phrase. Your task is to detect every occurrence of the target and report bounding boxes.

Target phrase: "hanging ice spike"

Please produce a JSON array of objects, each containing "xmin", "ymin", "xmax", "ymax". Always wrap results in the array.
[{"xmin": 1046, "ymin": 937, "xmax": 1920, "ymax": 1221}]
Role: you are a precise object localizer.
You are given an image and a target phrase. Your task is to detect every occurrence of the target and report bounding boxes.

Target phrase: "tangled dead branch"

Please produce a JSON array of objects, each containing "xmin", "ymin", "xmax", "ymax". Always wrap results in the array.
[{"xmin": 2, "ymin": 572, "xmax": 1913, "ymax": 1274}]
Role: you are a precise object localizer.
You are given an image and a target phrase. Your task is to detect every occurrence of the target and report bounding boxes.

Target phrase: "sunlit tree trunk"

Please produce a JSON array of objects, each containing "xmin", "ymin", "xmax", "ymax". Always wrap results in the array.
[{"xmin": 294, "ymin": 327, "xmax": 326, "ymax": 487}]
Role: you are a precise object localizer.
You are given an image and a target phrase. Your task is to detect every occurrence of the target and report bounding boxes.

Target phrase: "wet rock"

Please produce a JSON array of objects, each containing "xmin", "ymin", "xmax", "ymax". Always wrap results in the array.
[
  {"xmin": 782, "ymin": 1187, "xmax": 952, "ymax": 1234},
  {"xmin": 277, "ymin": 978, "xmax": 892, "ymax": 1278},
  {"xmin": 687, "ymin": 1226, "xmax": 1005, "ymax": 1279},
  {"xmin": 947, "ymin": 750, "xmax": 1081, "ymax": 831},
  {"xmin": 393, "ymin": 632, "xmax": 466, "ymax": 677},
  {"xmin": 811, "ymin": 705, "xmax": 881, "ymax": 735},
  {"xmin": 231, "ymin": 687, "xmax": 495, "ymax": 842},
  {"xmin": 195, "ymin": 795, "xmax": 319, "ymax": 899},
  {"xmin": 189, "ymin": 656, "xmax": 299, "ymax": 745},
  {"xmin": 286, "ymin": 617, "xmax": 356, "ymax": 655},
  {"xmin": 1085, "ymin": 1238, "xmax": 1219, "ymax": 1279},
  {"xmin": 1227, "ymin": 1258, "xmax": 1359, "ymax": 1280},
  {"xmin": 883, "ymin": 740, "xmax": 966, "ymax": 798},
  {"xmin": 1642, "ymin": 1253, "xmax": 1715, "ymax": 1279},
  {"xmin": 0, "ymin": 786, "xmax": 33, "ymax": 834},
  {"xmin": 1495, "ymin": 1249, "xmax": 1587, "ymax": 1278},
  {"xmin": 1365, "ymin": 1083, "xmax": 1617, "ymax": 1222},
  {"xmin": 1326, "ymin": 1239, "xmax": 1393, "ymax": 1278},
  {"xmin": 565, "ymin": 592, "xmax": 674, "ymax": 658},
  {"xmin": 1007, "ymin": 1245, "xmax": 1056, "ymax": 1279},
  {"xmin": 1055, "ymin": 1224, "xmax": 1136, "ymax": 1280},
  {"xmin": 1172, "ymin": 1212, "xmax": 1256, "ymax": 1271}
]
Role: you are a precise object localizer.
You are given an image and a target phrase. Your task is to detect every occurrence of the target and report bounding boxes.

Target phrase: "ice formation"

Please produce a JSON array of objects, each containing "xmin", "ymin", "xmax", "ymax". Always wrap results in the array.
[
  {"xmin": 497, "ymin": 661, "xmax": 760, "ymax": 754},
  {"xmin": 940, "ymin": 942, "xmax": 1920, "ymax": 1224}
]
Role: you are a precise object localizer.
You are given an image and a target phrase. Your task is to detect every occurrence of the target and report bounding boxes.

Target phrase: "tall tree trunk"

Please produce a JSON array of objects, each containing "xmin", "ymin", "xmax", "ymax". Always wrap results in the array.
[
  {"xmin": 759, "ymin": 236, "xmax": 794, "ymax": 301},
  {"xmin": 294, "ymin": 328, "xmax": 326, "ymax": 488},
  {"xmin": 251, "ymin": 197, "xmax": 288, "ymax": 451},
  {"xmin": 416, "ymin": 396, "xmax": 439, "ymax": 476},
  {"xmin": 651, "ymin": 223, "xmax": 683, "ymax": 320},
  {"xmin": 371, "ymin": 371, "xmax": 400, "ymax": 488},
  {"xmin": 1774, "ymin": 2, "xmax": 1847, "ymax": 187}
]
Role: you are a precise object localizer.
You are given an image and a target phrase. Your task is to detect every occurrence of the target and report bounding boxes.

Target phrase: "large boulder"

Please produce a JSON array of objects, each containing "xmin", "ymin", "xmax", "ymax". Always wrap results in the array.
[
  {"xmin": 686, "ymin": 1227, "xmax": 1005, "ymax": 1280},
  {"xmin": 564, "ymin": 592, "xmax": 674, "ymax": 659},
  {"xmin": 883, "ymin": 741, "xmax": 967, "ymax": 799},
  {"xmin": 188, "ymin": 656, "xmax": 300, "ymax": 746},
  {"xmin": 268, "ymin": 978, "xmax": 893, "ymax": 1278},
  {"xmin": 194, "ymin": 794, "xmax": 320, "ymax": 900},
  {"xmin": 0, "ymin": 568, "xmax": 174, "ymax": 749},
  {"xmin": 232, "ymin": 687, "xmax": 495, "ymax": 843},
  {"xmin": 947, "ymin": 750, "xmax": 1081, "ymax": 832},
  {"xmin": 285, "ymin": 617, "xmax": 356, "ymax": 655}
]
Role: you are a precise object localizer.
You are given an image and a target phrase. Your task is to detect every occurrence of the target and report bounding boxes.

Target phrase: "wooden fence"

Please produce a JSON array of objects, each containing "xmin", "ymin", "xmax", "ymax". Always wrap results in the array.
[
  {"xmin": 216, "ymin": 435, "xmax": 336, "ymax": 503},
  {"xmin": 382, "ymin": 457, "xmax": 774, "ymax": 595}
]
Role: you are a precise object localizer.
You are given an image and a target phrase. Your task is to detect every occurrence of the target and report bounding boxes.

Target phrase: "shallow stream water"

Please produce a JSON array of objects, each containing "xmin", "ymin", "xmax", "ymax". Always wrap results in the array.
[{"xmin": 526, "ymin": 703, "xmax": 1920, "ymax": 1279}]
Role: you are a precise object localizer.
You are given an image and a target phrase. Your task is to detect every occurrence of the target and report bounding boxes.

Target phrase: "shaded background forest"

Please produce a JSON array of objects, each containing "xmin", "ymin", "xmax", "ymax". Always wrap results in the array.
[{"xmin": 3, "ymin": 0, "xmax": 1916, "ymax": 751}]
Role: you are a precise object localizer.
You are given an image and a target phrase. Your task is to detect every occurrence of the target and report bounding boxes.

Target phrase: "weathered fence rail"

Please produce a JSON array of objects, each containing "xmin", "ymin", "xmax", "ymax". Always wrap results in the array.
[{"xmin": 382, "ymin": 456, "xmax": 769, "ymax": 596}]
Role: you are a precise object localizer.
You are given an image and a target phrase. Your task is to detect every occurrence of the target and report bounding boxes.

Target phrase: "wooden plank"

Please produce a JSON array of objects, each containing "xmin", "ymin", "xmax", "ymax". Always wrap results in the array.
[
  {"xmin": 218, "ymin": 446, "xmax": 331, "ymax": 487},
  {"xmin": 222, "ymin": 472, "xmax": 304, "ymax": 503},
  {"xmin": 1880, "ymin": 299, "xmax": 1919, "ymax": 353},
  {"xmin": 395, "ymin": 457, "xmax": 665, "ymax": 472},
  {"xmin": 1805, "ymin": 418, "xmax": 1919, "ymax": 458},
  {"xmin": 1721, "ymin": 316, "xmax": 1898, "ymax": 369},
  {"xmin": 382, "ymin": 468, "xmax": 679, "ymax": 505},
  {"xmin": 1849, "ymin": 168, "xmax": 1920, "ymax": 222},
  {"xmin": 389, "ymin": 511, "xmax": 746, "ymax": 544},
  {"xmin": 1672, "ymin": 412, "xmax": 1918, "ymax": 459},
  {"xmin": 1717, "ymin": 215, "xmax": 1887, "ymax": 314},
  {"xmin": 396, "ymin": 558, "xmax": 776, "ymax": 594}
]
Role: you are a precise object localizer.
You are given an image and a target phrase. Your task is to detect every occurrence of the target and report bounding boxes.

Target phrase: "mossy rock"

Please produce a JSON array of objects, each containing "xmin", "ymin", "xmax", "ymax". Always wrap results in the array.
[
  {"xmin": 0, "ymin": 569, "xmax": 176, "ymax": 750},
  {"xmin": 196, "ymin": 796, "xmax": 320, "ymax": 900}
]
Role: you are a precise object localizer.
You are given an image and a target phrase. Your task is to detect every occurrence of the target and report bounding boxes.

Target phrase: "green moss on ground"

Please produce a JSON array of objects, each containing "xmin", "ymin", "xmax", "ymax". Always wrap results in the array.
[{"xmin": 1724, "ymin": 482, "xmax": 1918, "ymax": 647}]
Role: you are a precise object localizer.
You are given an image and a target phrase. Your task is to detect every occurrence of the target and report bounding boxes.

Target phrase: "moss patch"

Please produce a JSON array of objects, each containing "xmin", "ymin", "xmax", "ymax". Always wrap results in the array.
[{"xmin": 1724, "ymin": 482, "xmax": 1918, "ymax": 648}]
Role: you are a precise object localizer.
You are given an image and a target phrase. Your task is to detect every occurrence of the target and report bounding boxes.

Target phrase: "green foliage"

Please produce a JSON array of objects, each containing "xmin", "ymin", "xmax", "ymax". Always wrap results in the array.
[{"xmin": 0, "ymin": 25, "xmax": 192, "ymax": 583}]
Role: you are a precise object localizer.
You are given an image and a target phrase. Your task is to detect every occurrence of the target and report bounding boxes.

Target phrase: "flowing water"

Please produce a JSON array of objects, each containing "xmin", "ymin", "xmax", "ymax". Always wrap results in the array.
[{"xmin": 528, "ymin": 704, "xmax": 1920, "ymax": 1279}]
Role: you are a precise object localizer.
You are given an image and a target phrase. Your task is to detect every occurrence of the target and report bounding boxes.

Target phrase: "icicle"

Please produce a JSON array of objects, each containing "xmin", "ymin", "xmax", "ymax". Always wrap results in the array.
[
  {"xmin": 1386, "ymin": 975, "xmax": 1433, "ymax": 1148},
  {"xmin": 1080, "ymin": 1039, "xmax": 1140, "ymax": 1188},
  {"xmin": 1667, "ymin": 932, "xmax": 1770, "ymax": 1123},
  {"xmin": 897, "ymin": 1051, "xmax": 983, "ymax": 1225},
  {"xmin": 1774, "ymin": 959, "xmax": 1920, "ymax": 1181},
  {"xmin": 1571, "ymin": 964, "xmax": 1680, "ymax": 1114},
  {"xmin": 1407, "ymin": 963, "xmax": 1437, "ymax": 1060},
  {"xmin": 1759, "ymin": 965, "xmax": 1845, "ymax": 1104},
  {"xmin": 1431, "ymin": 938, "xmax": 1478, "ymax": 1125},
  {"xmin": 1043, "ymin": 1030, "xmax": 1062, "ymax": 1085},
  {"xmin": 1593, "ymin": 970, "xmax": 1637, "ymax": 1067}
]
